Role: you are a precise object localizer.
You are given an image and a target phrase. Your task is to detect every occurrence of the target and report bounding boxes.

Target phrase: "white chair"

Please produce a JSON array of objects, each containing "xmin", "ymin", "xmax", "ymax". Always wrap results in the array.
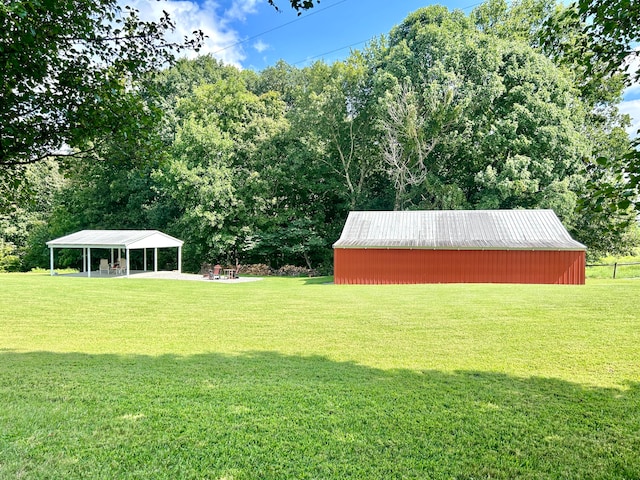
[{"xmin": 99, "ymin": 259, "xmax": 110, "ymax": 275}]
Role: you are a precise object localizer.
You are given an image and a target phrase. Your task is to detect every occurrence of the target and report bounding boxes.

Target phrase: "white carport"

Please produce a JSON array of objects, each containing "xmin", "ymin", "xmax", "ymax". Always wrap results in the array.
[{"xmin": 46, "ymin": 230, "xmax": 183, "ymax": 277}]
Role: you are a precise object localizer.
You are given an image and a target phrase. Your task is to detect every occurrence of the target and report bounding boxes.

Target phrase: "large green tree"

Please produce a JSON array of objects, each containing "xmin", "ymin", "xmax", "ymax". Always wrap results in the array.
[
  {"xmin": 542, "ymin": 0, "xmax": 640, "ymax": 213},
  {"xmin": 290, "ymin": 59, "xmax": 383, "ymax": 210},
  {"xmin": 546, "ymin": 0, "xmax": 640, "ymax": 86},
  {"xmin": 157, "ymin": 75, "xmax": 290, "ymax": 270},
  {"xmin": 0, "ymin": 160, "xmax": 65, "ymax": 271},
  {"xmin": 0, "ymin": 0, "xmax": 203, "ymax": 211},
  {"xmin": 374, "ymin": 7, "xmax": 589, "ymax": 219}
]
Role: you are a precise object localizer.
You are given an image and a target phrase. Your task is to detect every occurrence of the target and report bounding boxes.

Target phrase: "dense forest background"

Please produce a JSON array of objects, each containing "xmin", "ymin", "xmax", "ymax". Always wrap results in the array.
[{"xmin": 2, "ymin": 0, "xmax": 639, "ymax": 274}]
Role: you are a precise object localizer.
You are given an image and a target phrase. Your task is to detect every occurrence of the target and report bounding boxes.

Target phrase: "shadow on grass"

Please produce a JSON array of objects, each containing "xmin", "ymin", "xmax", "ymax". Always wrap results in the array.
[
  {"xmin": 302, "ymin": 276, "xmax": 334, "ymax": 285},
  {"xmin": 1, "ymin": 351, "xmax": 638, "ymax": 479}
]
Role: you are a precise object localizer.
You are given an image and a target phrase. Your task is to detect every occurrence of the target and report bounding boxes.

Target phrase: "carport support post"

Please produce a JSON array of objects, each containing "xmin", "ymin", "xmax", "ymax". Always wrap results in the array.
[
  {"xmin": 154, "ymin": 248, "xmax": 158, "ymax": 272},
  {"xmin": 126, "ymin": 248, "xmax": 130, "ymax": 277},
  {"xmin": 49, "ymin": 247, "xmax": 54, "ymax": 276},
  {"xmin": 87, "ymin": 247, "xmax": 91, "ymax": 278},
  {"xmin": 143, "ymin": 249, "xmax": 147, "ymax": 272},
  {"xmin": 178, "ymin": 246, "xmax": 182, "ymax": 274}
]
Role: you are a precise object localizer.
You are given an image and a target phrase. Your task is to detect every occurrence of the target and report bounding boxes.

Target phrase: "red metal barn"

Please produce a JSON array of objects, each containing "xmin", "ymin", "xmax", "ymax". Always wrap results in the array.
[{"xmin": 333, "ymin": 210, "xmax": 586, "ymax": 285}]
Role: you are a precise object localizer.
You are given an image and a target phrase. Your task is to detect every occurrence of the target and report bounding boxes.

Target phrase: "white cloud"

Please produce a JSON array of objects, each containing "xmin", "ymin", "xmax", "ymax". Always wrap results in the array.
[
  {"xmin": 624, "ymin": 83, "xmax": 640, "ymax": 101},
  {"xmin": 253, "ymin": 39, "xmax": 269, "ymax": 53},
  {"xmin": 124, "ymin": 0, "xmax": 248, "ymax": 67},
  {"xmin": 225, "ymin": 0, "xmax": 261, "ymax": 22},
  {"xmin": 619, "ymin": 99, "xmax": 640, "ymax": 138}
]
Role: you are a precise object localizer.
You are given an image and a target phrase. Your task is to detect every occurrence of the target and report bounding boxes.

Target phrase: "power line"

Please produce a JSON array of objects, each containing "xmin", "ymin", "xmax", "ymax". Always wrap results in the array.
[
  {"xmin": 212, "ymin": 0, "xmax": 351, "ymax": 55},
  {"xmin": 212, "ymin": 0, "xmax": 494, "ymax": 67},
  {"xmin": 292, "ymin": 39, "xmax": 369, "ymax": 65},
  {"xmin": 290, "ymin": 0, "xmax": 488, "ymax": 66}
]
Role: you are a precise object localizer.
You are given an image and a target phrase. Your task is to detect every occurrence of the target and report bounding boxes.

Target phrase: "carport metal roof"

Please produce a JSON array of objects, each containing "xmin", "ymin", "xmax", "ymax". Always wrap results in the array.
[
  {"xmin": 47, "ymin": 230, "xmax": 183, "ymax": 277},
  {"xmin": 47, "ymin": 230, "xmax": 183, "ymax": 249}
]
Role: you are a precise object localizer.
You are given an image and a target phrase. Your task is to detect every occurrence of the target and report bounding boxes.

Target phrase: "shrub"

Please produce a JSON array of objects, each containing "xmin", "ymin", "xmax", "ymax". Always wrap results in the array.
[
  {"xmin": 0, "ymin": 241, "xmax": 20, "ymax": 272},
  {"xmin": 275, "ymin": 265, "xmax": 317, "ymax": 277},
  {"xmin": 238, "ymin": 264, "xmax": 273, "ymax": 276},
  {"xmin": 212, "ymin": 264, "xmax": 318, "ymax": 277}
]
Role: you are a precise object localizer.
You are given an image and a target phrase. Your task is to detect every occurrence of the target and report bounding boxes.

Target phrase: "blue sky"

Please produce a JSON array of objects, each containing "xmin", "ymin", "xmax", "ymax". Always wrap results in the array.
[
  {"xmin": 128, "ymin": 0, "xmax": 638, "ymax": 135},
  {"xmin": 212, "ymin": 0, "xmax": 484, "ymax": 70},
  {"xmin": 129, "ymin": 0, "xmax": 483, "ymax": 69}
]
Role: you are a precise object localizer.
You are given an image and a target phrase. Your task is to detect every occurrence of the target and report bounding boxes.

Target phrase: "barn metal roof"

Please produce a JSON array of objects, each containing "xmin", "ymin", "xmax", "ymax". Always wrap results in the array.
[
  {"xmin": 332, "ymin": 210, "xmax": 586, "ymax": 251},
  {"xmin": 47, "ymin": 230, "xmax": 183, "ymax": 250}
]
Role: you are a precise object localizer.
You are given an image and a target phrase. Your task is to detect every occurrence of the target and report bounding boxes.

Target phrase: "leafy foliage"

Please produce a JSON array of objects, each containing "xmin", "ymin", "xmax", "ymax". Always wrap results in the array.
[
  {"xmin": 541, "ymin": 0, "xmax": 640, "ymax": 214},
  {"xmin": 0, "ymin": 0, "xmax": 204, "ymax": 210},
  {"xmin": 373, "ymin": 5, "xmax": 594, "ymax": 223},
  {"xmin": 573, "ymin": 0, "xmax": 639, "ymax": 85},
  {"xmin": 268, "ymin": 0, "xmax": 319, "ymax": 14},
  {"xmin": 12, "ymin": 0, "xmax": 640, "ymax": 271}
]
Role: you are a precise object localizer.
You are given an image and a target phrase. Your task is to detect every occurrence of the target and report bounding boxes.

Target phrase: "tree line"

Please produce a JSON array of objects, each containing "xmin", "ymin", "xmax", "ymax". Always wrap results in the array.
[{"xmin": 1, "ymin": 0, "xmax": 639, "ymax": 273}]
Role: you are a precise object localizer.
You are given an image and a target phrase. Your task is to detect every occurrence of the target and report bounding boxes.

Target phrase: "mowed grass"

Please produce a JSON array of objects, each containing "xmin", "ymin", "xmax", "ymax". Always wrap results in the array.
[{"xmin": 1, "ymin": 274, "xmax": 639, "ymax": 479}]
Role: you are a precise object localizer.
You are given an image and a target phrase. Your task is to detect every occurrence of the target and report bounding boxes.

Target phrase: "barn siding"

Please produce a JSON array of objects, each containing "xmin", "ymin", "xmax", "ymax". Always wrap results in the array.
[{"xmin": 333, "ymin": 249, "xmax": 585, "ymax": 285}]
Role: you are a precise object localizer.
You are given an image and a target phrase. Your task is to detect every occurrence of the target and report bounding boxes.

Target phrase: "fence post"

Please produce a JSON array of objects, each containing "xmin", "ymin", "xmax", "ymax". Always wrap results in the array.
[{"xmin": 613, "ymin": 262, "xmax": 617, "ymax": 279}]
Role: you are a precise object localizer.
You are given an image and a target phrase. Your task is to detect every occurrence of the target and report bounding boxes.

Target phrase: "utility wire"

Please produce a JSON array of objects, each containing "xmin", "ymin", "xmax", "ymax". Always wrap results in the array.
[
  {"xmin": 292, "ymin": 39, "xmax": 369, "ymax": 65},
  {"xmin": 212, "ymin": 0, "xmax": 351, "ymax": 55},
  {"xmin": 212, "ymin": 0, "xmax": 491, "ymax": 66},
  {"xmin": 290, "ymin": 0, "xmax": 487, "ymax": 66}
]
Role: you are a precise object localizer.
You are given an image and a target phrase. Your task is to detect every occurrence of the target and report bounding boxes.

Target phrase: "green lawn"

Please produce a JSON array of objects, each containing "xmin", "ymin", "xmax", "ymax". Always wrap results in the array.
[{"xmin": 1, "ymin": 274, "xmax": 639, "ymax": 479}]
